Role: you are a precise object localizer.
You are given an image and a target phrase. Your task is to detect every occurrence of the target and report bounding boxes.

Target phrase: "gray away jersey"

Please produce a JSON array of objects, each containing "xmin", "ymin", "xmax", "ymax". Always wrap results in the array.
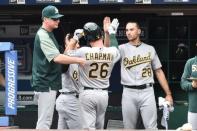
[
  {"xmin": 119, "ymin": 42, "xmax": 162, "ymax": 86},
  {"xmin": 67, "ymin": 47, "xmax": 120, "ymax": 89},
  {"xmin": 59, "ymin": 64, "xmax": 82, "ymax": 93}
]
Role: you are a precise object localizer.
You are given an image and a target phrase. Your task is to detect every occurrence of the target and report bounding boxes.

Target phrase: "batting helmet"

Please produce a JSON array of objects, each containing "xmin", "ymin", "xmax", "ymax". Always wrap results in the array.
[{"xmin": 83, "ymin": 22, "xmax": 102, "ymax": 43}]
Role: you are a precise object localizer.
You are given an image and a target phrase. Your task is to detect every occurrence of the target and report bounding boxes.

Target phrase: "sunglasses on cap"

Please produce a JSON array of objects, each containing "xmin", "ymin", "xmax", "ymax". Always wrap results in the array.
[{"xmin": 51, "ymin": 18, "xmax": 60, "ymax": 21}]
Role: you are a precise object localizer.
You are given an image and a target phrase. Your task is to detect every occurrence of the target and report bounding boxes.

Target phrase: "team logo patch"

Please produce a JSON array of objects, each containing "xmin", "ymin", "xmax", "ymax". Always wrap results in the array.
[
  {"xmin": 124, "ymin": 52, "xmax": 151, "ymax": 69},
  {"xmin": 55, "ymin": 8, "xmax": 59, "ymax": 14}
]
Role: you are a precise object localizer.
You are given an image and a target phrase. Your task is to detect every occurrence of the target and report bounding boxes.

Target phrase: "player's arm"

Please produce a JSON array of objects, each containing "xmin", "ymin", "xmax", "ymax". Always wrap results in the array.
[
  {"xmin": 63, "ymin": 34, "xmax": 76, "ymax": 51},
  {"xmin": 103, "ymin": 33, "xmax": 118, "ymax": 48},
  {"xmin": 40, "ymin": 35, "xmax": 85, "ymax": 66},
  {"xmin": 154, "ymin": 68, "xmax": 173, "ymax": 104},
  {"xmin": 65, "ymin": 29, "xmax": 84, "ymax": 51},
  {"xmin": 104, "ymin": 33, "xmax": 110, "ymax": 47},
  {"xmin": 54, "ymin": 39, "xmax": 85, "ymax": 65},
  {"xmin": 104, "ymin": 33, "xmax": 119, "ymax": 48},
  {"xmin": 107, "ymin": 18, "xmax": 119, "ymax": 48},
  {"xmin": 103, "ymin": 16, "xmax": 111, "ymax": 47},
  {"xmin": 180, "ymin": 60, "xmax": 194, "ymax": 91},
  {"xmin": 53, "ymin": 54, "xmax": 85, "ymax": 65},
  {"xmin": 64, "ymin": 35, "xmax": 78, "ymax": 51},
  {"xmin": 109, "ymin": 34, "xmax": 119, "ymax": 48}
]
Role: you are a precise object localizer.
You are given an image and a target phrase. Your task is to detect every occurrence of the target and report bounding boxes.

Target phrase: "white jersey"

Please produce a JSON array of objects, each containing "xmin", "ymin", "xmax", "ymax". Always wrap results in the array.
[
  {"xmin": 67, "ymin": 47, "xmax": 120, "ymax": 89},
  {"xmin": 59, "ymin": 64, "xmax": 82, "ymax": 93},
  {"xmin": 119, "ymin": 42, "xmax": 162, "ymax": 86}
]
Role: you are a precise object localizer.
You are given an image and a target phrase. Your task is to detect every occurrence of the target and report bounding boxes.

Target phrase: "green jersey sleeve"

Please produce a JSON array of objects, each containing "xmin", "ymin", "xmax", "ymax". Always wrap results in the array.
[
  {"xmin": 39, "ymin": 31, "xmax": 60, "ymax": 62},
  {"xmin": 110, "ymin": 34, "xmax": 118, "ymax": 48},
  {"xmin": 180, "ymin": 59, "xmax": 193, "ymax": 91}
]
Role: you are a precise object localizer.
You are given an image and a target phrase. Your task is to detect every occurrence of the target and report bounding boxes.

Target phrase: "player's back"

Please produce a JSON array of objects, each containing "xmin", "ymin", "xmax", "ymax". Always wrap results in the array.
[{"xmin": 78, "ymin": 46, "xmax": 120, "ymax": 89}]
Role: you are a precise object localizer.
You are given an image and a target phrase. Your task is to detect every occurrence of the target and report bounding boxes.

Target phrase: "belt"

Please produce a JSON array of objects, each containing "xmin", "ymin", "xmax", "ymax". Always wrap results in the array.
[
  {"xmin": 61, "ymin": 92, "xmax": 79, "ymax": 98},
  {"xmin": 124, "ymin": 83, "xmax": 153, "ymax": 90},
  {"xmin": 84, "ymin": 87, "xmax": 108, "ymax": 90},
  {"xmin": 61, "ymin": 91, "xmax": 76, "ymax": 94}
]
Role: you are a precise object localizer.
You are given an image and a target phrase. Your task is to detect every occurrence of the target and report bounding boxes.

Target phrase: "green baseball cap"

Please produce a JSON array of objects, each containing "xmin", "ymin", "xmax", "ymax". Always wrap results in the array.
[
  {"xmin": 191, "ymin": 71, "xmax": 197, "ymax": 78},
  {"xmin": 42, "ymin": 5, "xmax": 64, "ymax": 19}
]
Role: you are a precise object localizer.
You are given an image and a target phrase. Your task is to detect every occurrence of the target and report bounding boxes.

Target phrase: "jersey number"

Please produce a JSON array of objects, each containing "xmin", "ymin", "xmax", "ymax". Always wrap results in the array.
[
  {"xmin": 142, "ymin": 67, "xmax": 152, "ymax": 77},
  {"xmin": 89, "ymin": 63, "xmax": 109, "ymax": 78},
  {"xmin": 72, "ymin": 70, "xmax": 78, "ymax": 80}
]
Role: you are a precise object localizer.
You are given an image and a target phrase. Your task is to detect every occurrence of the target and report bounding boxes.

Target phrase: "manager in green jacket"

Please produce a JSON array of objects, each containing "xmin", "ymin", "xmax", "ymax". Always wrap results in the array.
[
  {"xmin": 181, "ymin": 56, "xmax": 197, "ymax": 130},
  {"xmin": 31, "ymin": 5, "xmax": 85, "ymax": 129}
]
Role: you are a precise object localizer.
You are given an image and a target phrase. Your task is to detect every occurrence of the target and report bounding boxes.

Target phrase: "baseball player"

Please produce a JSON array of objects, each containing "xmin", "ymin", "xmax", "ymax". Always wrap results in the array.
[
  {"xmin": 181, "ymin": 56, "xmax": 197, "ymax": 130},
  {"xmin": 119, "ymin": 21, "xmax": 173, "ymax": 129},
  {"xmin": 55, "ymin": 40, "xmax": 83, "ymax": 129},
  {"xmin": 31, "ymin": 5, "xmax": 85, "ymax": 129},
  {"xmin": 65, "ymin": 21, "xmax": 120, "ymax": 129},
  {"xmin": 106, "ymin": 20, "xmax": 173, "ymax": 129}
]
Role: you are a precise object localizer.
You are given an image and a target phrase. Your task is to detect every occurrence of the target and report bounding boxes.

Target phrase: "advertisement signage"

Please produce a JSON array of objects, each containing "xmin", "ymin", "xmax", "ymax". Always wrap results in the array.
[
  {"xmin": 9, "ymin": 0, "xmax": 25, "ymax": 4},
  {"xmin": 5, "ymin": 51, "xmax": 18, "ymax": 115},
  {"xmin": 72, "ymin": 0, "xmax": 88, "ymax": 4},
  {"xmin": 36, "ymin": 0, "xmax": 61, "ymax": 3},
  {"xmin": 99, "ymin": 0, "xmax": 124, "ymax": 3},
  {"xmin": 135, "ymin": 0, "xmax": 151, "ymax": 4},
  {"xmin": 1, "ymin": 0, "xmax": 197, "ymax": 5},
  {"xmin": 163, "ymin": 0, "xmax": 189, "ymax": 2}
]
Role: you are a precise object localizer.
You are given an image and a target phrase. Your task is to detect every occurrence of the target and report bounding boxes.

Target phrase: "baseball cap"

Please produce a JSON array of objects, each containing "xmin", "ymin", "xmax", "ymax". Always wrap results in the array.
[
  {"xmin": 191, "ymin": 71, "xmax": 197, "ymax": 78},
  {"xmin": 42, "ymin": 5, "xmax": 64, "ymax": 19}
]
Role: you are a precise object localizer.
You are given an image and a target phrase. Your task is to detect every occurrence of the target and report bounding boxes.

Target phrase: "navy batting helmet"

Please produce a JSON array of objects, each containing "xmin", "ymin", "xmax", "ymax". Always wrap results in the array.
[{"xmin": 83, "ymin": 22, "xmax": 102, "ymax": 43}]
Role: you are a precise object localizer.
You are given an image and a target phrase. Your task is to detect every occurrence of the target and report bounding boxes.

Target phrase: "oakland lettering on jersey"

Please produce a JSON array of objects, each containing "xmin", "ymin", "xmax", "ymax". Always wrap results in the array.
[
  {"xmin": 7, "ymin": 57, "xmax": 16, "ymax": 110},
  {"xmin": 124, "ymin": 52, "xmax": 151, "ymax": 69},
  {"xmin": 85, "ymin": 53, "xmax": 113, "ymax": 62}
]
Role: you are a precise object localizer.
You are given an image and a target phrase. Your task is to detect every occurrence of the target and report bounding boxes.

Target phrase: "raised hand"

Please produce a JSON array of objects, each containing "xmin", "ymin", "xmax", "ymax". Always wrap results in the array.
[
  {"xmin": 103, "ymin": 16, "xmax": 111, "ymax": 33},
  {"xmin": 108, "ymin": 18, "xmax": 119, "ymax": 35},
  {"xmin": 64, "ymin": 34, "xmax": 70, "ymax": 47},
  {"xmin": 73, "ymin": 29, "xmax": 84, "ymax": 41}
]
